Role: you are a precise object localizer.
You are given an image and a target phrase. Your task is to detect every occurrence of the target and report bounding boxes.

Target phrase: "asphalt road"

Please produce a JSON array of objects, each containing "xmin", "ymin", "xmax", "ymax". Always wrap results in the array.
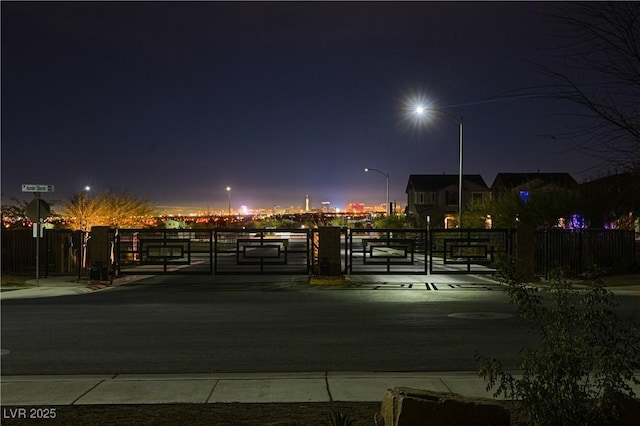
[{"xmin": 2, "ymin": 274, "xmax": 635, "ymax": 376}]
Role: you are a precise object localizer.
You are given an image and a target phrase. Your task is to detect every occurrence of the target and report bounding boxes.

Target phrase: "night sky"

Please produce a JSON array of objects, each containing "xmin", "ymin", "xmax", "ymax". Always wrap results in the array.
[{"xmin": 1, "ymin": 2, "xmax": 598, "ymax": 212}]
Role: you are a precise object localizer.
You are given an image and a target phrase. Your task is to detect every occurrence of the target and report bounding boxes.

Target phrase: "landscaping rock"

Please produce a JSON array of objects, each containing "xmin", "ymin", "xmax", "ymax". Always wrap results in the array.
[{"xmin": 379, "ymin": 387, "xmax": 510, "ymax": 426}]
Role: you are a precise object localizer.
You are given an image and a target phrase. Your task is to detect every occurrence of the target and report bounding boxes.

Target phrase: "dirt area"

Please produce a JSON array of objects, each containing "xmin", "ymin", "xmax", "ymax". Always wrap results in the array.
[{"xmin": 0, "ymin": 403, "xmax": 383, "ymax": 426}]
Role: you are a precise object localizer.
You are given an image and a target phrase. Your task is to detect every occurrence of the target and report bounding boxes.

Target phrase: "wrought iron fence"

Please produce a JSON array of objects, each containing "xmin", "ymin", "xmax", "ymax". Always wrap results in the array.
[
  {"xmin": 1, "ymin": 228, "xmax": 82, "ymax": 277},
  {"xmin": 534, "ymin": 229, "xmax": 636, "ymax": 279},
  {"xmin": 3, "ymin": 226, "xmax": 635, "ymax": 279}
]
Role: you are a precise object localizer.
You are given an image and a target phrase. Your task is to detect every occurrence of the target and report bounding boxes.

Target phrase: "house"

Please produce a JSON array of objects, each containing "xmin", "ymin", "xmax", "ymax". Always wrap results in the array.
[
  {"xmin": 491, "ymin": 172, "xmax": 578, "ymax": 196},
  {"xmin": 578, "ymin": 173, "xmax": 640, "ymax": 230},
  {"xmin": 405, "ymin": 174, "xmax": 490, "ymax": 228},
  {"xmin": 489, "ymin": 172, "xmax": 579, "ymax": 227}
]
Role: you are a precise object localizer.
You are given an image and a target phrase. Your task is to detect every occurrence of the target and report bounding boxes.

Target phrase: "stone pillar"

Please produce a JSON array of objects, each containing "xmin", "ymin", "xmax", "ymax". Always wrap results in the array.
[
  {"xmin": 317, "ymin": 227, "xmax": 342, "ymax": 276},
  {"xmin": 379, "ymin": 387, "xmax": 510, "ymax": 426},
  {"xmin": 87, "ymin": 226, "xmax": 112, "ymax": 280},
  {"xmin": 516, "ymin": 224, "xmax": 535, "ymax": 281}
]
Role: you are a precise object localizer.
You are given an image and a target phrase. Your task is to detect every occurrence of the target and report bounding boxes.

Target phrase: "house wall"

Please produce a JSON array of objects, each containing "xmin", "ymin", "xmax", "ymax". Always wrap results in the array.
[{"xmin": 406, "ymin": 182, "xmax": 490, "ymax": 220}]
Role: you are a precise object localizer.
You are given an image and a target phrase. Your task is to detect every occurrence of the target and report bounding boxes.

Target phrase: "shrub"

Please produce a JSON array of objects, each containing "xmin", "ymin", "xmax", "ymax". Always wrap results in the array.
[
  {"xmin": 477, "ymin": 261, "xmax": 640, "ymax": 425},
  {"xmin": 327, "ymin": 408, "xmax": 354, "ymax": 426}
]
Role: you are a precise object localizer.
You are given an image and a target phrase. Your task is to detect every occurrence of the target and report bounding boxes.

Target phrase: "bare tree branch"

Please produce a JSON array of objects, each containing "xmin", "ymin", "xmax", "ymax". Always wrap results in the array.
[{"xmin": 534, "ymin": 2, "xmax": 640, "ymax": 173}]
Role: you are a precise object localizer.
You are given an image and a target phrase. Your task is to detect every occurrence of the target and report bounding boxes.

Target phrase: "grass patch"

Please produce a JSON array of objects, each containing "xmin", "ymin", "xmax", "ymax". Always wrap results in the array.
[{"xmin": 0, "ymin": 275, "xmax": 33, "ymax": 288}]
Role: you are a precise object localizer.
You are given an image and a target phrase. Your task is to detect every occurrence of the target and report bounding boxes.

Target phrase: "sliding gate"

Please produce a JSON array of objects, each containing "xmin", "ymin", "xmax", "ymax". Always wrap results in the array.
[
  {"xmin": 214, "ymin": 229, "xmax": 311, "ymax": 274},
  {"xmin": 429, "ymin": 229, "xmax": 515, "ymax": 274},
  {"xmin": 348, "ymin": 229, "xmax": 428, "ymax": 274},
  {"xmin": 112, "ymin": 227, "xmax": 514, "ymax": 276},
  {"xmin": 113, "ymin": 229, "xmax": 213, "ymax": 275},
  {"xmin": 347, "ymin": 228, "xmax": 515, "ymax": 275}
]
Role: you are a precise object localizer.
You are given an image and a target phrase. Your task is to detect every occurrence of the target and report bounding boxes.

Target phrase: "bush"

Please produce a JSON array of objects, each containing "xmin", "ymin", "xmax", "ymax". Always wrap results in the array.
[
  {"xmin": 477, "ymin": 261, "xmax": 640, "ymax": 425},
  {"xmin": 327, "ymin": 408, "xmax": 354, "ymax": 426}
]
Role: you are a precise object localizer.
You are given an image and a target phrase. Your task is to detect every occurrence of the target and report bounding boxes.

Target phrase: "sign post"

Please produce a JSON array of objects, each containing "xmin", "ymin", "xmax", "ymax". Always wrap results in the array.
[{"xmin": 22, "ymin": 184, "xmax": 54, "ymax": 286}]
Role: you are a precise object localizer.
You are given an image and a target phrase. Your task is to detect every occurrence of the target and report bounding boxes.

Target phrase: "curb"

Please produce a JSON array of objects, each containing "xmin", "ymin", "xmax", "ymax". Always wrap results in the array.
[
  {"xmin": 85, "ymin": 275, "xmax": 151, "ymax": 292},
  {"xmin": 309, "ymin": 276, "xmax": 352, "ymax": 285}
]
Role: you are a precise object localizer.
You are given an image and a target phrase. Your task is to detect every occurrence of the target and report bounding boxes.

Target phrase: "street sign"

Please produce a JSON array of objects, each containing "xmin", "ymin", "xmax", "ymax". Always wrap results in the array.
[
  {"xmin": 23, "ymin": 193, "xmax": 52, "ymax": 287},
  {"xmin": 22, "ymin": 184, "xmax": 55, "ymax": 192},
  {"xmin": 33, "ymin": 223, "xmax": 44, "ymax": 238},
  {"xmin": 25, "ymin": 199, "xmax": 51, "ymax": 222}
]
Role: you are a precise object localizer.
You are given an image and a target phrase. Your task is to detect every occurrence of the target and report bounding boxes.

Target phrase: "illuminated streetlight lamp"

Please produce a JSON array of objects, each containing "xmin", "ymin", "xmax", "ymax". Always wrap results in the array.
[
  {"xmin": 364, "ymin": 168, "xmax": 390, "ymax": 216},
  {"xmin": 414, "ymin": 105, "xmax": 464, "ymax": 228},
  {"xmin": 226, "ymin": 186, "xmax": 232, "ymax": 215}
]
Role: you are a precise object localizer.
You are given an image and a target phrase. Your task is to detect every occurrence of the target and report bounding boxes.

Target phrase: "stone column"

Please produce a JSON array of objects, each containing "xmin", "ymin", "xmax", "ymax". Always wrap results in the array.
[
  {"xmin": 87, "ymin": 226, "xmax": 112, "ymax": 280},
  {"xmin": 516, "ymin": 224, "xmax": 536, "ymax": 281},
  {"xmin": 317, "ymin": 227, "xmax": 342, "ymax": 276}
]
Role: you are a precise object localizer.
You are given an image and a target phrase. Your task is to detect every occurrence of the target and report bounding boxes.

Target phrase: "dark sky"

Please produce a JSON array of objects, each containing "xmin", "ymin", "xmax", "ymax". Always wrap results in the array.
[{"xmin": 1, "ymin": 1, "xmax": 598, "ymax": 211}]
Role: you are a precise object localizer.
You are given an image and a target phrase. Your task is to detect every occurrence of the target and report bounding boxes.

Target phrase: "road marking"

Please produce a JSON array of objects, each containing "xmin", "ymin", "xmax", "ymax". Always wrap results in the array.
[
  {"xmin": 338, "ymin": 282, "xmax": 501, "ymax": 291},
  {"xmin": 448, "ymin": 312, "xmax": 513, "ymax": 320}
]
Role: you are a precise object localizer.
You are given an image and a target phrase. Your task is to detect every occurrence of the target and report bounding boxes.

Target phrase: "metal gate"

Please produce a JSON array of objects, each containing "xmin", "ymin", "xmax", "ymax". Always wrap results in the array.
[
  {"xmin": 347, "ymin": 229, "xmax": 428, "ymax": 274},
  {"xmin": 110, "ymin": 227, "xmax": 514, "ymax": 276},
  {"xmin": 214, "ymin": 229, "xmax": 311, "ymax": 274},
  {"xmin": 346, "ymin": 228, "xmax": 515, "ymax": 275},
  {"xmin": 429, "ymin": 228, "xmax": 515, "ymax": 274},
  {"xmin": 113, "ymin": 229, "xmax": 213, "ymax": 275}
]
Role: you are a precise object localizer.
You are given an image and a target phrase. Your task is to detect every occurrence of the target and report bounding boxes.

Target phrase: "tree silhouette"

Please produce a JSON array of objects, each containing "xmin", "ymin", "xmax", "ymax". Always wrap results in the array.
[{"xmin": 537, "ymin": 3, "xmax": 640, "ymax": 173}]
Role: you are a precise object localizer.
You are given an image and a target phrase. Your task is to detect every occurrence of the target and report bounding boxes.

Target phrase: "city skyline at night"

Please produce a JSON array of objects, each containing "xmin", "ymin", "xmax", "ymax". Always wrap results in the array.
[{"xmin": 2, "ymin": 2, "xmax": 604, "ymax": 211}]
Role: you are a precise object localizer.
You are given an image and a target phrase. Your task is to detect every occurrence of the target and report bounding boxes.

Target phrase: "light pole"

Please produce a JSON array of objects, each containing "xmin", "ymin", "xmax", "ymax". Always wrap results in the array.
[
  {"xmin": 364, "ymin": 168, "xmax": 390, "ymax": 216},
  {"xmin": 226, "ymin": 186, "xmax": 231, "ymax": 215},
  {"xmin": 415, "ymin": 106, "xmax": 464, "ymax": 228}
]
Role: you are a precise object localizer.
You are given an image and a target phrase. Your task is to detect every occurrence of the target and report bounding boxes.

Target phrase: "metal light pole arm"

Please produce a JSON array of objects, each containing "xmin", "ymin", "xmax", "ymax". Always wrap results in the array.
[{"xmin": 365, "ymin": 168, "xmax": 390, "ymax": 216}]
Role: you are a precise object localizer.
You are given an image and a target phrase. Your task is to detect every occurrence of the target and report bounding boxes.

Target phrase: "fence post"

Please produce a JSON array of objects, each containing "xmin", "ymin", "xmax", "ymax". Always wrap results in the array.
[
  {"xmin": 516, "ymin": 224, "xmax": 536, "ymax": 281},
  {"xmin": 87, "ymin": 226, "xmax": 112, "ymax": 281},
  {"xmin": 316, "ymin": 227, "xmax": 342, "ymax": 276}
]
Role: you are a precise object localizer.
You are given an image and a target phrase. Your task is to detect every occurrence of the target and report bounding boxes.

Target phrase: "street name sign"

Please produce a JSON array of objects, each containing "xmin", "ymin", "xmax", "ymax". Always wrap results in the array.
[{"xmin": 22, "ymin": 184, "xmax": 55, "ymax": 192}]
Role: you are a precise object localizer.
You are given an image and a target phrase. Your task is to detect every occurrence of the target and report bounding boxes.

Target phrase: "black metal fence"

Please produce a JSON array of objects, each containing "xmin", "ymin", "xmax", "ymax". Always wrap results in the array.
[
  {"xmin": 534, "ymin": 229, "xmax": 636, "ymax": 279},
  {"xmin": 1, "ymin": 228, "xmax": 83, "ymax": 277},
  {"xmin": 3, "ymin": 226, "xmax": 636, "ymax": 279}
]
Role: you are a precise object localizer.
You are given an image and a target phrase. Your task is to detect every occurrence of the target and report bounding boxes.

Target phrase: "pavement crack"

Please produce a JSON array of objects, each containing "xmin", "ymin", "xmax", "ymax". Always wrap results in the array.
[{"xmin": 324, "ymin": 371, "xmax": 334, "ymax": 402}]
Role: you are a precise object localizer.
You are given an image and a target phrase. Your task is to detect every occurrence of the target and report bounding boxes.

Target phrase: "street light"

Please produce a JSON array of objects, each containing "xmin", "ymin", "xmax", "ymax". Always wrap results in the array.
[
  {"xmin": 364, "ymin": 168, "xmax": 390, "ymax": 216},
  {"xmin": 415, "ymin": 105, "xmax": 464, "ymax": 228},
  {"xmin": 226, "ymin": 186, "xmax": 232, "ymax": 215}
]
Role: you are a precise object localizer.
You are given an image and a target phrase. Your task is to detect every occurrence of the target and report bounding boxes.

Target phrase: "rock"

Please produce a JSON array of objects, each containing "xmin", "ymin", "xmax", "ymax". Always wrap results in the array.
[{"xmin": 379, "ymin": 387, "xmax": 510, "ymax": 426}]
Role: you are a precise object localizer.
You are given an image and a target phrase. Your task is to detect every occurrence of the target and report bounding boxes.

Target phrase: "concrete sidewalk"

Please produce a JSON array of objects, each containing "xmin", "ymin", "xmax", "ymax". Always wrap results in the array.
[
  {"xmin": 0, "ymin": 372, "xmax": 515, "ymax": 406},
  {"xmin": 0, "ymin": 275, "xmax": 151, "ymax": 300},
  {"xmin": 3, "ymin": 372, "xmax": 640, "ymax": 406}
]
